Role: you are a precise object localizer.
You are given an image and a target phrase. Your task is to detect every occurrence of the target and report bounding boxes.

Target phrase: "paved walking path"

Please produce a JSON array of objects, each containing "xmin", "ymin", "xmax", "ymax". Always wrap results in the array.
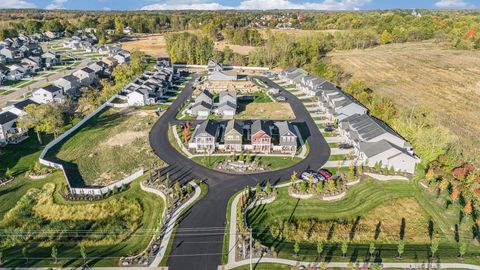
[
  {"xmin": 330, "ymin": 148, "xmax": 353, "ymax": 155},
  {"xmin": 325, "ymin": 136, "xmax": 344, "ymax": 143},
  {"xmin": 224, "ymin": 259, "xmax": 480, "ymax": 270}
]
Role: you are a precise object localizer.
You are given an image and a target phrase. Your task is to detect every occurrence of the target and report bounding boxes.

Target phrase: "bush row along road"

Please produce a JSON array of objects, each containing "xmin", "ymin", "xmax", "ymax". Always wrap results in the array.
[{"xmin": 148, "ymin": 74, "xmax": 331, "ymax": 270}]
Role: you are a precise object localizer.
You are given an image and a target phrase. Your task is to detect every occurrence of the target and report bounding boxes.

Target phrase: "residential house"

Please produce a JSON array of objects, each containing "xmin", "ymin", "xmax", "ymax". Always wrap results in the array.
[
  {"xmin": 6, "ymin": 69, "xmax": 25, "ymax": 81},
  {"xmin": 274, "ymin": 121, "xmax": 297, "ymax": 154},
  {"xmin": 207, "ymin": 60, "xmax": 223, "ymax": 73},
  {"xmin": 208, "ymin": 70, "xmax": 238, "ymax": 81},
  {"xmin": 6, "ymin": 99, "xmax": 39, "ymax": 116},
  {"xmin": 0, "ymin": 111, "xmax": 27, "ymax": 144},
  {"xmin": 358, "ymin": 140, "xmax": 420, "ymax": 174},
  {"xmin": 223, "ymin": 119, "xmax": 243, "ymax": 152},
  {"xmin": 53, "ymin": 75, "xmax": 81, "ymax": 96},
  {"xmin": 189, "ymin": 90, "xmax": 214, "ymax": 118},
  {"xmin": 127, "ymin": 88, "xmax": 153, "ymax": 106},
  {"xmin": 87, "ymin": 62, "xmax": 105, "ymax": 77},
  {"xmin": 0, "ymin": 47, "xmax": 23, "ymax": 60},
  {"xmin": 251, "ymin": 120, "xmax": 272, "ymax": 153},
  {"xmin": 21, "ymin": 56, "xmax": 43, "ymax": 73},
  {"xmin": 32, "ymin": 84, "xmax": 64, "ymax": 104},
  {"xmin": 41, "ymin": 51, "xmax": 60, "ymax": 68},
  {"xmin": 189, "ymin": 120, "xmax": 218, "ymax": 152},
  {"xmin": 102, "ymin": 57, "xmax": 118, "ymax": 68},
  {"xmin": 216, "ymin": 91, "xmax": 237, "ymax": 118},
  {"xmin": 73, "ymin": 67, "xmax": 97, "ymax": 86},
  {"xmin": 123, "ymin": 26, "xmax": 134, "ymax": 35}
]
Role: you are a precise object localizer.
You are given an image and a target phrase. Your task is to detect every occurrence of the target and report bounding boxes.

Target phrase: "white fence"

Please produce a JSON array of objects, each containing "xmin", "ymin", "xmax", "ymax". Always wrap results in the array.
[
  {"xmin": 39, "ymin": 94, "xmax": 144, "ymax": 195},
  {"xmin": 172, "ymin": 64, "xmax": 269, "ymax": 71}
]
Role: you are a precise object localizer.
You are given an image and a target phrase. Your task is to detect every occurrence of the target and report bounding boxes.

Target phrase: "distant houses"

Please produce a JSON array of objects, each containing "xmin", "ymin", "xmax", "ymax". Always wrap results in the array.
[
  {"xmin": 280, "ymin": 67, "xmax": 420, "ymax": 173},
  {"xmin": 188, "ymin": 119, "xmax": 298, "ymax": 154}
]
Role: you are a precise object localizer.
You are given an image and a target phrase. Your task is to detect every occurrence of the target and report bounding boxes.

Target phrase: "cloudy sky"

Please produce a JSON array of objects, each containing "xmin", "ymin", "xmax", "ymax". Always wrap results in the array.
[{"xmin": 0, "ymin": 0, "xmax": 477, "ymax": 11}]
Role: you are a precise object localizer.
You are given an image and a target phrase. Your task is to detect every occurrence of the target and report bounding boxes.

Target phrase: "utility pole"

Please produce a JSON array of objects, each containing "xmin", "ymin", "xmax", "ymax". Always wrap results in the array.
[{"xmin": 249, "ymin": 227, "xmax": 253, "ymax": 270}]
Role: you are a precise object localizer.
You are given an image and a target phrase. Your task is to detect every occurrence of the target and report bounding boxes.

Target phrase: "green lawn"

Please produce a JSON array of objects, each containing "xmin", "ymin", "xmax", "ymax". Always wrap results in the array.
[
  {"xmin": 233, "ymin": 263, "xmax": 292, "ymax": 270},
  {"xmin": 191, "ymin": 156, "xmax": 302, "ymax": 171},
  {"xmin": 328, "ymin": 143, "xmax": 338, "ymax": 148},
  {"xmin": 46, "ymin": 107, "xmax": 162, "ymax": 186},
  {"xmin": 0, "ymin": 176, "xmax": 164, "ymax": 267},
  {"xmin": 245, "ymin": 179, "xmax": 480, "ymax": 264},
  {"xmin": 0, "ymin": 89, "xmax": 15, "ymax": 95},
  {"xmin": 328, "ymin": 154, "xmax": 346, "ymax": 161},
  {"xmin": 2, "ymin": 80, "xmax": 28, "ymax": 87}
]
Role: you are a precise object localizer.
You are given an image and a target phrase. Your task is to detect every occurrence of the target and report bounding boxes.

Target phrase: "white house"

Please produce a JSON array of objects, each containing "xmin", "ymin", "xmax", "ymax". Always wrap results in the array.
[
  {"xmin": 32, "ymin": 84, "xmax": 64, "ymax": 104},
  {"xmin": 53, "ymin": 75, "xmax": 81, "ymax": 96},
  {"xmin": 127, "ymin": 88, "xmax": 154, "ymax": 106},
  {"xmin": 0, "ymin": 111, "xmax": 27, "ymax": 144}
]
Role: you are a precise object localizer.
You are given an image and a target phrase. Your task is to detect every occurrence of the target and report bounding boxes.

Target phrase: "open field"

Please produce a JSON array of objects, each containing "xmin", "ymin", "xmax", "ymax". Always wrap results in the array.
[
  {"xmin": 258, "ymin": 28, "xmax": 343, "ymax": 39},
  {"xmin": 48, "ymin": 107, "xmax": 163, "ymax": 186},
  {"xmin": 214, "ymin": 41, "xmax": 256, "ymax": 55},
  {"xmin": 328, "ymin": 41, "xmax": 480, "ymax": 161},
  {"xmin": 246, "ymin": 179, "xmax": 480, "ymax": 263},
  {"xmin": 236, "ymin": 102, "xmax": 295, "ymax": 120},
  {"xmin": 120, "ymin": 34, "xmax": 169, "ymax": 58}
]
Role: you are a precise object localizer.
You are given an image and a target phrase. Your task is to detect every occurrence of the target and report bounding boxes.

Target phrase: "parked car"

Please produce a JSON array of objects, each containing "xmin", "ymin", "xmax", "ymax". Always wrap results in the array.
[
  {"xmin": 301, "ymin": 170, "xmax": 325, "ymax": 183},
  {"xmin": 338, "ymin": 143, "xmax": 353, "ymax": 149},
  {"xmin": 324, "ymin": 126, "xmax": 335, "ymax": 132},
  {"xmin": 317, "ymin": 169, "xmax": 332, "ymax": 179},
  {"xmin": 276, "ymin": 95, "xmax": 287, "ymax": 102}
]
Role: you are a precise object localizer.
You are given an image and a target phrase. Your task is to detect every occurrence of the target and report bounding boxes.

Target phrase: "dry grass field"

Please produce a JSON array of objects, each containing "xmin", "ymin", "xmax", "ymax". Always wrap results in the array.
[
  {"xmin": 328, "ymin": 41, "xmax": 480, "ymax": 159},
  {"xmin": 120, "ymin": 34, "xmax": 169, "ymax": 58},
  {"xmin": 214, "ymin": 41, "xmax": 255, "ymax": 55}
]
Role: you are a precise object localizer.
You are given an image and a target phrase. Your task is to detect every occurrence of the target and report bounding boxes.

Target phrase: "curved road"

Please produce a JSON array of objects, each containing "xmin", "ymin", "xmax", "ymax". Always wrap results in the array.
[{"xmin": 149, "ymin": 74, "xmax": 331, "ymax": 269}]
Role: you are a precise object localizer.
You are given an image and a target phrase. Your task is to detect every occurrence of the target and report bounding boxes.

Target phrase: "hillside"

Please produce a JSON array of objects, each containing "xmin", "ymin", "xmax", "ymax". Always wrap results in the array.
[{"xmin": 328, "ymin": 41, "xmax": 480, "ymax": 162}]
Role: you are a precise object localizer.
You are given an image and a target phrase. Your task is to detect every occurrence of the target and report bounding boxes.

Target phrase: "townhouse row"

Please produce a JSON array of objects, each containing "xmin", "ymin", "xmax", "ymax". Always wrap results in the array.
[
  {"xmin": 188, "ymin": 119, "xmax": 298, "ymax": 154},
  {"xmin": 280, "ymin": 68, "xmax": 420, "ymax": 173}
]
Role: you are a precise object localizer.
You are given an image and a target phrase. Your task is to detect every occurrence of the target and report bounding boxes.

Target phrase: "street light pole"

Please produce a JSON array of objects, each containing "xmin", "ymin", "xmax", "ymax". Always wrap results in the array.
[{"xmin": 249, "ymin": 227, "xmax": 252, "ymax": 270}]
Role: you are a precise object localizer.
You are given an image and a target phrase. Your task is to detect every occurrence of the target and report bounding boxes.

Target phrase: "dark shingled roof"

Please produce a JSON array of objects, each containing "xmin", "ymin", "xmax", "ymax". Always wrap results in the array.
[
  {"xmin": 41, "ymin": 84, "xmax": 62, "ymax": 93},
  {"xmin": 13, "ymin": 99, "xmax": 39, "ymax": 111},
  {"xmin": 0, "ymin": 111, "xmax": 18, "ymax": 125}
]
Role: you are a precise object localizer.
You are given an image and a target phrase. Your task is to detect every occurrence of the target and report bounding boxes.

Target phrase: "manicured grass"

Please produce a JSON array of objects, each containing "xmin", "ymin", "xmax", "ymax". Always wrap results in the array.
[
  {"xmin": 233, "ymin": 263, "xmax": 292, "ymax": 270},
  {"xmin": 191, "ymin": 156, "xmax": 303, "ymax": 171},
  {"xmin": 328, "ymin": 143, "xmax": 338, "ymax": 148},
  {"xmin": 328, "ymin": 154, "xmax": 346, "ymax": 161},
  {"xmin": 245, "ymin": 179, "xmax": 480, "ymax": 264},
  {"xmin": 2, "ymin": 80, "xmax": 28, "ymax": 87},
  {"xmin": 18, "ymin": 80, "xmax": 37, "ymax": 88},
  {"xmin": 47, "ymin": 107, "xmax": 162, "ymax": 186},
  {"xmin": 0, "ymin": 89, "xmax": 15, "ymax": 95}
]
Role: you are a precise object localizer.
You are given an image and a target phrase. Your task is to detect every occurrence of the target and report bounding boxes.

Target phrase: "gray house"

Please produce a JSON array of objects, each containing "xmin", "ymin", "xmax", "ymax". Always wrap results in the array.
[
  {"xmin": 207, "ymin": 59, "xmax": 223, "ymax": 73},
  {"xmin": 208, "ymin": 70, "xmax": 238, "ymax": 81},
  {"xmin": 223, "ymin": 119, "xmax": 243, "ymax": 152},
  {"xmin": 216, "ymin": 91, "xmax": 237, "ymax": 118},
  {"xmin": 53, "ymin": 75, "xmax": 81, "ymax": 96},
  {"xmin": 189, "ymin": 120, "xmax": 218, "ymax": 152},
  {"xmin": 73, "ymin": 67, "xmax": 97, "ymax": 86},
  {"xmin": 358, "ymin": 140, "xmax": 420, "ymax": 174},
  {"xmin": 275, "ymin": 121, "xmax": 297, "ymax": 154}
]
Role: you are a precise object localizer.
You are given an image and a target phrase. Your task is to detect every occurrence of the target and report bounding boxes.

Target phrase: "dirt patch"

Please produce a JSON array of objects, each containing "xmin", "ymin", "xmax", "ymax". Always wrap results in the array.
[
  {"xmin": 236, "ymin": 102, "xmax": 295, "ymax": 120},
  {"xmin": 102, "ymin": 130, "xmax": 147, "ymax": 147},
  {"xmin": 120, "ymin": 34, "xmax": 168, "ymax": 57},
  {"xmin": 214, "ymin": 41, "xmax": 256, "ymax": 55}
]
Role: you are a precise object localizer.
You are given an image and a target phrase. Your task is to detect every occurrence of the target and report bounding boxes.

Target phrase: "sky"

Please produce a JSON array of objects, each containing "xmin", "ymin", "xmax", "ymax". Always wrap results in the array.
[{"xmin": 0, "ymin": 0, "xmax": 477, "ymax": 11}]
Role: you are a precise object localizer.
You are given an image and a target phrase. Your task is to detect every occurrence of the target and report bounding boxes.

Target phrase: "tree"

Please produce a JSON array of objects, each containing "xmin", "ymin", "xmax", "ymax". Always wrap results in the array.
[
  {"xmin": 316, "ymin": 242, "xmax": 324, "ymax": 258},
  {"xmin": 265, "ymin": 181, "xmax": 272, "ymax": 195},
  {"xmin": 0, "ymin": 250, "xmax": 3, "ymax": 265},
  {"xmin": 115, "ymin": 17, "xmax": 124, "ymax": 35},
  {"xmin": 173, "ymin": 182, "xmax": 182, "ymax": 199},
  {"xmin": 290, "ymin": 171, "xmax": 297, "ymax": 183},
  {"xmin": 380, "ymin": 30, "xmax": 393, "ymax": 44},
  {"xmin": 341, "ymin": 241, "xmax": 348, "ymax": 257},
  {"xmin": 51, "ymin": 246, "xmax": 58, "ymax": 264},
  {"xmin": 459, "ymin": 242, "xmax": 467, "ymax": 258},
  {"xmin": 430, "ymin": 241, "xmax": 439, "ymax": 258},
  {"xmin": 369, "ymin": 242, "xmax": 376, "ymax": 258},
  {"xmin": 397, "ymin": 241, "xmax": 405, "ymax": 258},
  {"xmin": 450, "ymin": 189, "xmax": 459, "ymax": 205},
  {"xmin": 347, "ymin": 164, "xmax": 356, "ymax": 181},
  {"xmin": 389, "ymin": 165, "xmax": 395, "ymax": 174},
  {"xmin": 80, "ymin": 245, "xmax": 87, "ymax": 263},
  {"xmin": 255, "ymin": 183, "xmax": 261, "ymax": 195},
  {"xmin": 4, "ymin": 168, "xmax": 13, "ymax": 179},
  {"xmin": 18, "ymin": 104, "xmax": 65, "ymax": 144},
  {"xmin": 294, "ymin": 241, "xmax": 300, "ymax": 256},
  {"xmin": 22, "ymin": 247, "xmax": 27, "ymax": 263},
  {"xmin": 464, "ymin": 201, "xmax": 472, "ymax": 215}
]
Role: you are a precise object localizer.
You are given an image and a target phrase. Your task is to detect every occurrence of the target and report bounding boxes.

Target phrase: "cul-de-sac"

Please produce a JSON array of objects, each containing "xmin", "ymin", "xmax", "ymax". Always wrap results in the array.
[{"xmin": 0, "ymin": 4, "xmax": 480, "ymax": 270}]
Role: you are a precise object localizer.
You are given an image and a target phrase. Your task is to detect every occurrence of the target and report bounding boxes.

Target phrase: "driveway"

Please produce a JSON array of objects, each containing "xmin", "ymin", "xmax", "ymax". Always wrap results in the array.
[{"xmin": 148, "ymin": 74, "xmax": 331, "ymax": 270}]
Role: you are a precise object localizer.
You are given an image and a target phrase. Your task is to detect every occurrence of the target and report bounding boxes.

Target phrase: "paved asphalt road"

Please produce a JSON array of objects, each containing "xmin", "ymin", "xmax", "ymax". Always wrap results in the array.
[{"xmin": 149, "ymin": 74, "xmax": 331, "ymax": 270}]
